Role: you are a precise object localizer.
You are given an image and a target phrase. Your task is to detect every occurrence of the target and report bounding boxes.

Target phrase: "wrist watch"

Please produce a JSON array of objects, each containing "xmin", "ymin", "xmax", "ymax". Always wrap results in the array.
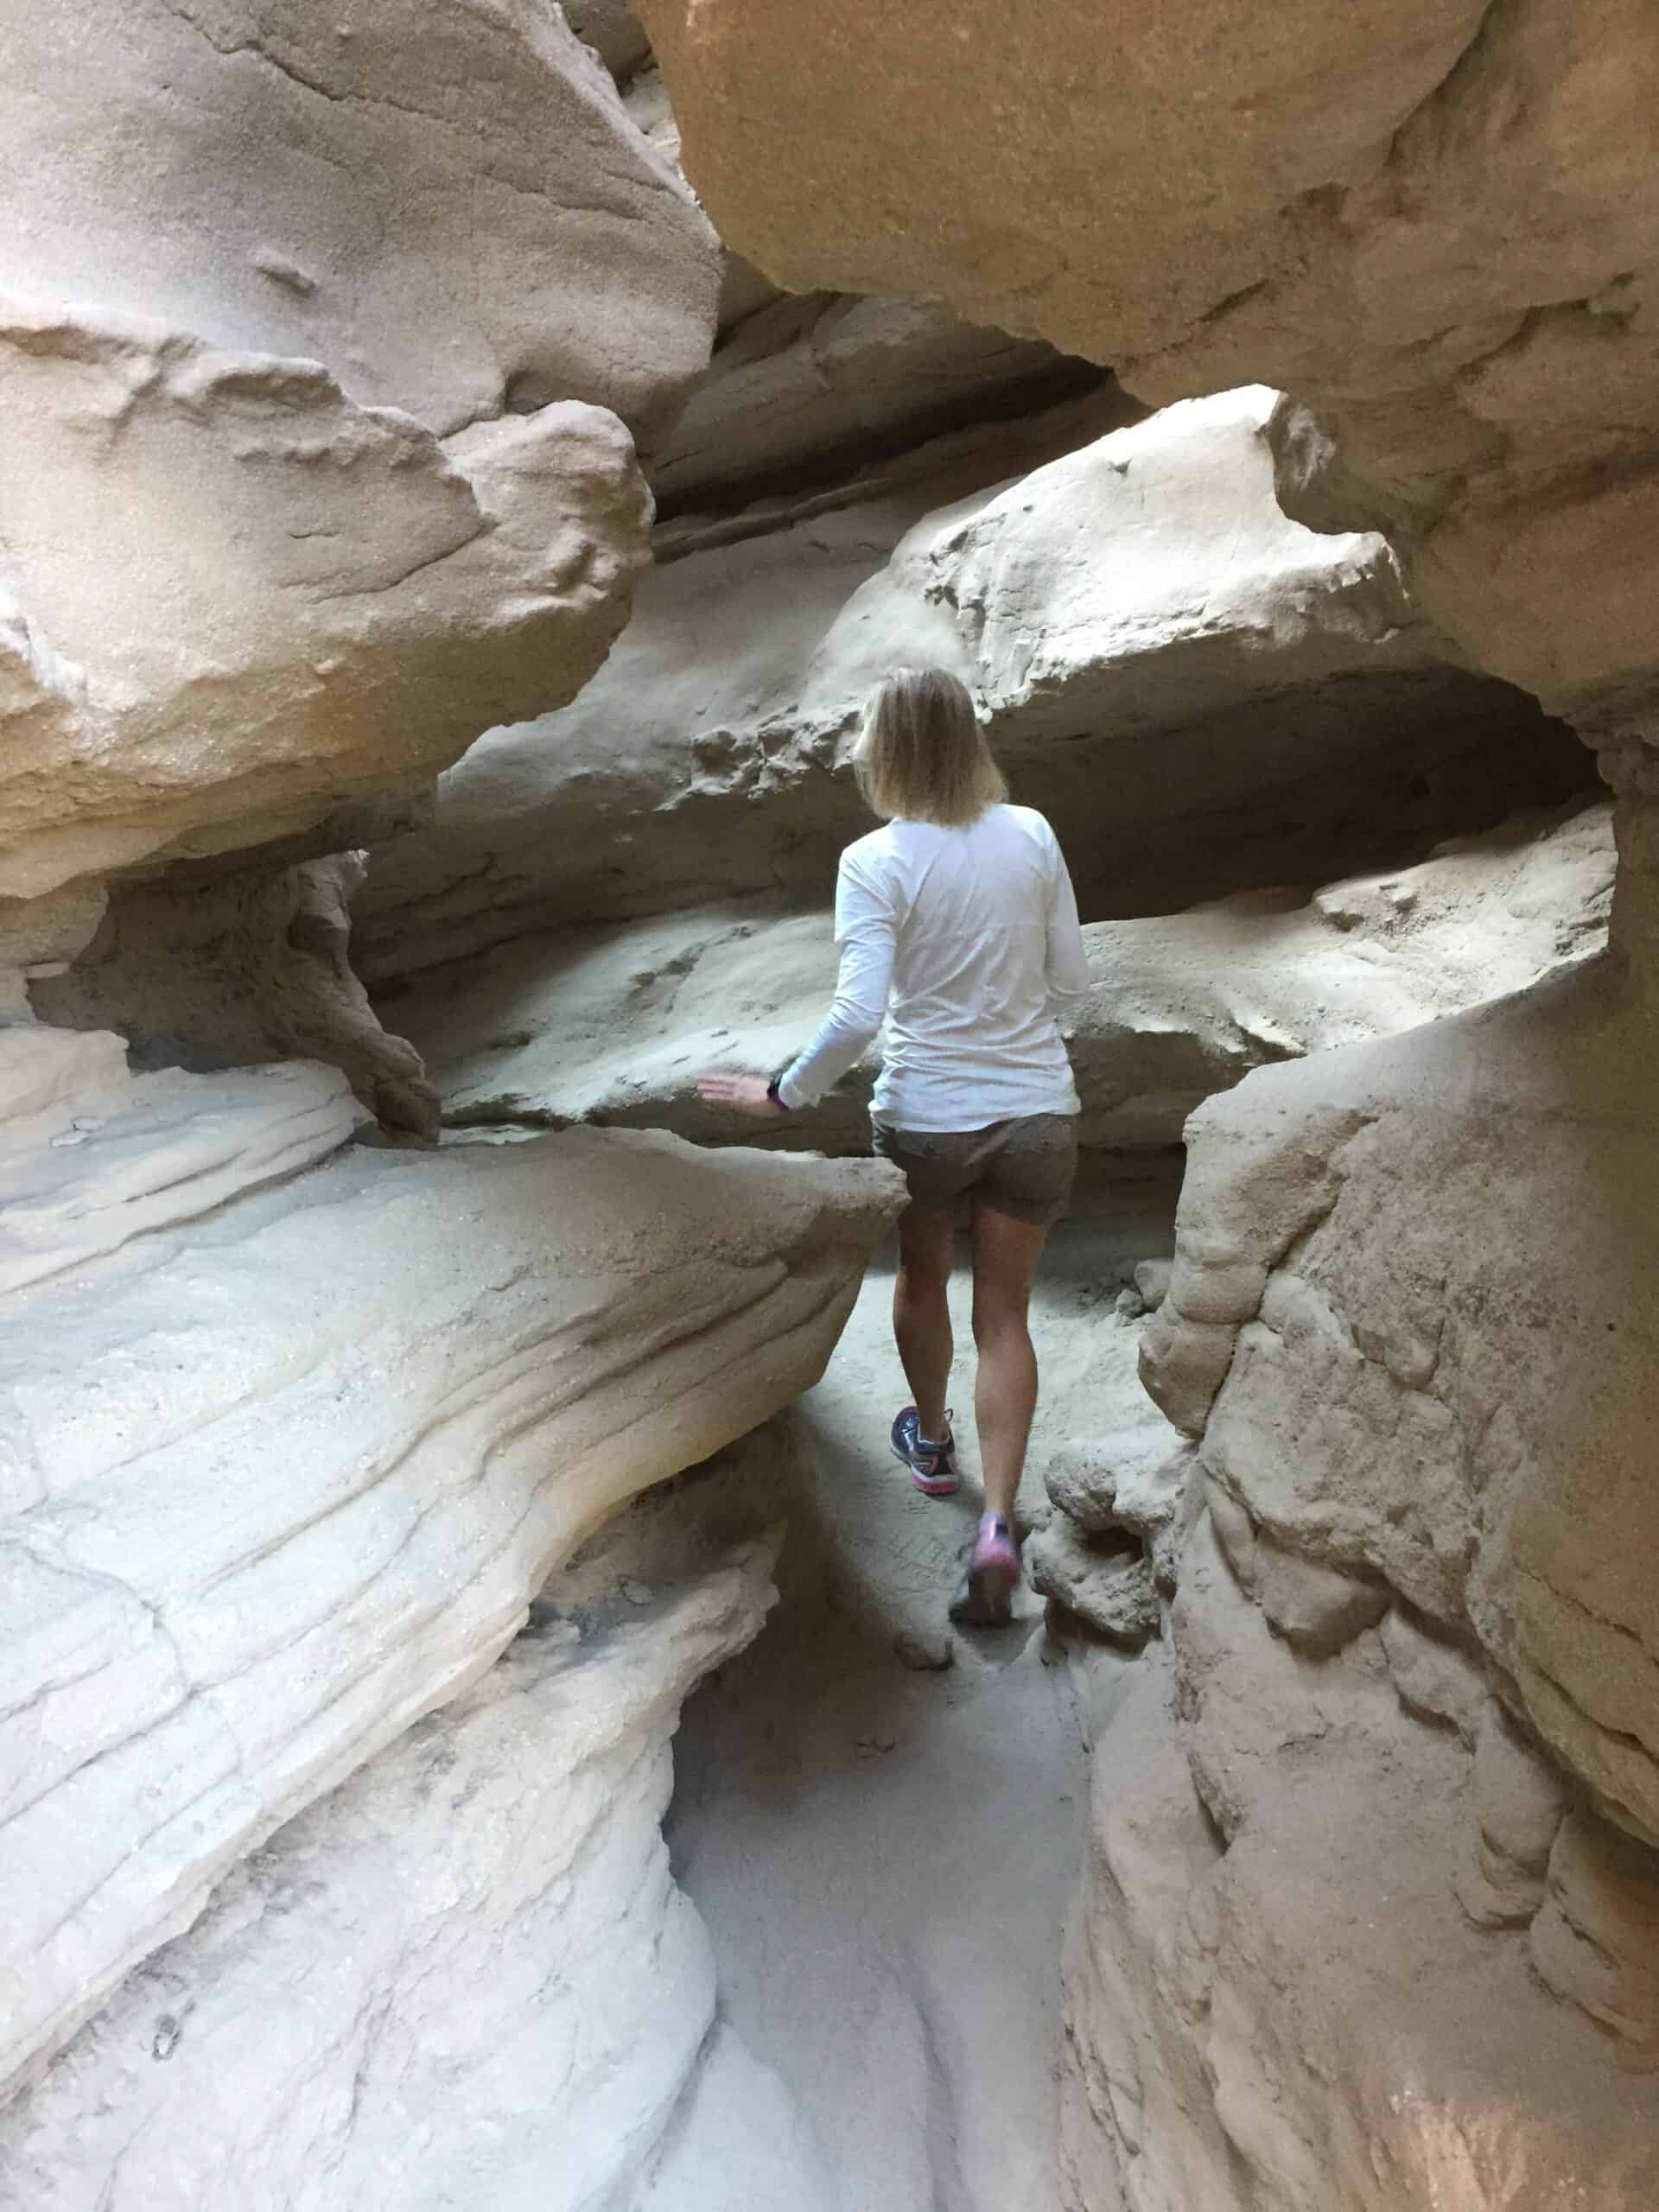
[{"xmin": 766, "ymin": 1073, "xmax": 791, "ymax": 1112}]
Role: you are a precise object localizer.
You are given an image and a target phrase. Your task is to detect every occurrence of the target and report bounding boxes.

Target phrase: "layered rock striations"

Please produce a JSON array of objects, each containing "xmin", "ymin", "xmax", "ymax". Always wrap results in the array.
[
  {"xmin": 359, "ymin": 385, "xmax": 1589, "ymax": 982},
  {"xmin": 626, "ymin": 7, "xmax": 1659, "ymax": 2202},
  {"xmin": 0, "ymin": 0, "xmax": 721, "ymax": 898},
  {"xmin": 0, "ymin": 1443, "xmax": 830, "ymax": 2209},
  {"xmin": 0, "ymin": 1064, "xmax": 898, "ymax": 2093},
  {"xmin": 380, "ymin": 796, "xmax": 1613, "ymax": 1154}
]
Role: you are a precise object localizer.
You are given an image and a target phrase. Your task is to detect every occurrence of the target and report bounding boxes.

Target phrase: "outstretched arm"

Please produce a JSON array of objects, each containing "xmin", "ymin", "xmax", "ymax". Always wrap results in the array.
[{"xmin": 698, "ymin": 855, "xmax": 896, "ymax": 1118}]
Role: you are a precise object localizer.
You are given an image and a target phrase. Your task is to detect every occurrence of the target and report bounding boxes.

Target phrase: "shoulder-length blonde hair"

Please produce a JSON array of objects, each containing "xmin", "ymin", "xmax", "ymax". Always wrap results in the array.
[{"xmin": 852, "ymin": 667, "xmax": 1007, "ymax": 827}]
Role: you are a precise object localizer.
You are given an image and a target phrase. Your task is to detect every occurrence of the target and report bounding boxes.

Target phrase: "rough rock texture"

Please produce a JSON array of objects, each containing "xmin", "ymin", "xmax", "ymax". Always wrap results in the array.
[
  {"xmin": 632, "ymin": 0, "xmax": 1659, "ymax": 730},
  {"xmin": 0, "ymin": 1457, "xmax": 824, "ymax": 2211},
  {"xmin": 359, "ymin": 387, "xmax": 1589, "ymax": 981},
  {"xmin": 35, "ymin": 853, "xmax": 439, "ymax": 1140},
  {"xmin": 652, "ymin": 289, "xmax": 1095, "ymax": 514},
  {"xmin": 0, "ymin": 1091, "xmax": 899, "ymax": 2094},
  {"xmin": 0, "ymin": 2, "xmax": 721, "ymax": 898},
  {"xmin": 378, "ymin": 798, "xmax": 1612, "ymax": 1153},
  {"xmin": 1062, "ymin": 1560, "xmax": 1659, "ymax": 2212},
  {"xmin": 1141, "ymin": 952, "xmax": 1659, "ymax": 1847}
]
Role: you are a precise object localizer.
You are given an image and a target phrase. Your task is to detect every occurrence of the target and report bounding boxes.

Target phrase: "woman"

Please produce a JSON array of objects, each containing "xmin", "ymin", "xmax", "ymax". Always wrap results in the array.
[{"xmin": 698, "ymin": 666, "xmax": 1089, "ymax": 1624}]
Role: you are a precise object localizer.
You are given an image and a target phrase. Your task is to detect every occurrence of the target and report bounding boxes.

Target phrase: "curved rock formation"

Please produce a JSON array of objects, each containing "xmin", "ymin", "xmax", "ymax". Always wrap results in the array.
[
  {"xmin": 0, "ymin": 1094, "xmax": 898, "ymax": 2093},
  {"xmin": 0, "ymin": 0, "xmax": 721, "ymax": 899},
  {"xmin": 632, "ymin": 0, "xmax": 1659, "ymax": 726},
  {"xmin": 358, "ymin": 385, "xmax": 1587, "ymax": 980},
  {"xmin": 379, "ymin": 798, "xmax": 1612, "ymax": 1155},
  {"xmin": 0, "ymin": 1465, "xmax": 822, "ymax": 2211}
]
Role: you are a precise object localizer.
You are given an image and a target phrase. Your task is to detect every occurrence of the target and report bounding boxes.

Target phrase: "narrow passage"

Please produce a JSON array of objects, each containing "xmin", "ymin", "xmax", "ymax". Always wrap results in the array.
[{"xmin": 664, "ymin": 1159, "xmax": 1179, "ymax": 2212}]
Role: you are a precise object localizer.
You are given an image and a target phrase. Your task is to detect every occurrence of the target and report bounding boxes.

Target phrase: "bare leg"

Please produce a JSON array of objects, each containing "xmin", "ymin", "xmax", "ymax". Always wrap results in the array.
[
  {"xmin": 893, "ymin": 1204, "xmax": 956, "ymax": 1440},
  {"xmin": 969, "ymin": 1201, "xmax": 1051, "ymax": 1522}
]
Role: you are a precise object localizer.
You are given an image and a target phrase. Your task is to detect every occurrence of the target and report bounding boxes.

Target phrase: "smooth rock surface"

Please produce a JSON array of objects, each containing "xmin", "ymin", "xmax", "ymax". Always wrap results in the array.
[
  {"xmin": 1, "ymin": 0, "xmax": 717, "ymax": 448},
  {"xmin": 360, "ymin": 387, "xmax": 1588, "ymax": 980},
  {"xmin": 0, "ymin": 1, "xmax": 723, "ymax": 897},
  {"xmin": 0, "ymin": 1497, "xmax": 793, "ymax": 2211},
  {"xmin": 0, "ymin": 316, "xmax": 653, "ymax": 898},
  {"xmin": 0, "ymin": 1113, "xmax": 899, "ymax": 2092},
  {"xmin": 380, "ymin": 799, "xmax": 1613, "ymax": 1158},
  {"xmin": 634, "ymin": 0, "xmax": 1659, "ymax": 733}
]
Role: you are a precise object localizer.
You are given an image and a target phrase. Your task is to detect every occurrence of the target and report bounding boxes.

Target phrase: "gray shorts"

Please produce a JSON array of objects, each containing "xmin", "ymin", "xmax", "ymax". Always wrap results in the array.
[{"xmin": 871, "ymin": 1113, "xmax": 1079, "ymax": 1227}]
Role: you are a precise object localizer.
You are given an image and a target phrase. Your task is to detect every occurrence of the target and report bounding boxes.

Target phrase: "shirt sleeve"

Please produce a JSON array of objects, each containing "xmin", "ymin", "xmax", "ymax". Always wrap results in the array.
[
  {"xmin": 774, "ymin": 851, "xmax": 896, "ymax": 1109},
  {"xmin": 1044, "ymin": 828, "xmax": 1090, "ymax": 1023}
]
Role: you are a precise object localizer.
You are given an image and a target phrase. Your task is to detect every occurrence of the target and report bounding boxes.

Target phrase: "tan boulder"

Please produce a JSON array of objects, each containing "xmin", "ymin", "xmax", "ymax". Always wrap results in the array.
[
  {"xmin": 359, "ymin": 388, "xmax": 1586, "ymax": 981},
  {"xmin": 0, "ymin": 1, "xmax": 723, "ymax": 898},
  {"xmin": 633, "ymin": 0, "xmax": 1659, "ymax": 730}
]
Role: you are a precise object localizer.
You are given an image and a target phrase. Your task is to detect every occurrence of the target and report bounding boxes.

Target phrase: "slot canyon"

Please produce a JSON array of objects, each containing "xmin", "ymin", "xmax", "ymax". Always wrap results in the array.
[{"xmin": 1, "ymin": 3, "xmax": 1656, "ymax": 2206}]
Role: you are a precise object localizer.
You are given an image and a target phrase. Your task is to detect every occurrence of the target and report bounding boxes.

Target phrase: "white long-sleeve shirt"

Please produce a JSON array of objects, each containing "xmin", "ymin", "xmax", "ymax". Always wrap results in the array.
[{"xmin": 776, "ymin": 804, "xmax": 1089, "ymax": 1129}]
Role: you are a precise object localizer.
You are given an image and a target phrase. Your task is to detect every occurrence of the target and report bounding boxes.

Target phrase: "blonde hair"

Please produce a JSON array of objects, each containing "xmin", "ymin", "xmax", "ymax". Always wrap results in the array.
[{"xmin": 852, "ymin": 667, "xmax": 1007, "ymax": 826}]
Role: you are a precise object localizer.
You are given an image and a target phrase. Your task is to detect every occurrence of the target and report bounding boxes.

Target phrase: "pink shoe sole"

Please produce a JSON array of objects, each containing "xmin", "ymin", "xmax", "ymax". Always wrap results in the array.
[
  {"xmin": 911, "ymin": 1465, "xmax": 960, "ymax": 1498},
  {"xmin": 950, "ymin": 1528, "xmax": 1021, "ymax": 1625}
]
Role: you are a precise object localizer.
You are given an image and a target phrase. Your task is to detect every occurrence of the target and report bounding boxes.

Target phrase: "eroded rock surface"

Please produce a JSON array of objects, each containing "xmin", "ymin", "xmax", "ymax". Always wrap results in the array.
[
  {"xmin": 1141, "ymin": 957, "xmax": 1659, "ymax": 1844},
  {"xmin": 379, "ymin": 798, "xmax": 1612, "ymax": 1155},
  {"xmin": 1063, "ymin": 1586, "xmax": 1659, "ymax": 2212},
  {"xmin": 0, "ymin": 1460, "xmax": 829, "ymax": 2211},
  {"xmin": 633, "ymin": 0, "xmax": 1659, "ymax": 730},
  {"xmin": 0, "ymin": 1095, "xmax": 899, "ymax": 2093},
  {"xmin": 0, "ymin": 2, "xmax": 721, "ymax": 899},
  {"xmin": 359, "ymin": 387, "xmax": 1587, "ymax": 980}
]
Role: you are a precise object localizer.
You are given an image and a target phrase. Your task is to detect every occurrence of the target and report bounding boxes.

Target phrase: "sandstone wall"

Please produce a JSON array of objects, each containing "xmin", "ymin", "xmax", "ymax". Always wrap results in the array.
[
  {"xmin": 358, "ymin": 385, "xmax": 1589, "ymax": 982},
  {"xmin": 0, "ymin": 3, "xmax": 912, "ymax": 2188},
  {"xmin": 624, "ymin": 7, "xmax": 1659, "ymax": 2201},
  {"xmin": 0, "ymin": 0, "xmax": 721, "ymax": 899},
  {"xmin": 0, "ymin": 1440, "xmax": 832, "ymax": 2209}
]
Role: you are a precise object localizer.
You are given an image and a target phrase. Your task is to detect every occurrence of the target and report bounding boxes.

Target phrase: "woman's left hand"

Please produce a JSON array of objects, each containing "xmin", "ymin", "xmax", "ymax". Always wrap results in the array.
[{"xmin": 696, "ymin": 1072, "xmax": 785, "ymax": 1118}]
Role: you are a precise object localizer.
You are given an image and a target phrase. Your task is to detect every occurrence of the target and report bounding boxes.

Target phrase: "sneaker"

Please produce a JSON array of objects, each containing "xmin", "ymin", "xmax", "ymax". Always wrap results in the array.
[
  {"xmin": 949, "ymin": 1513, "xmax": 1021, "ymax": 1626},
  {"xmin": 889, "ymin": 1404, "xmax": 959, "ymax": 1497}
]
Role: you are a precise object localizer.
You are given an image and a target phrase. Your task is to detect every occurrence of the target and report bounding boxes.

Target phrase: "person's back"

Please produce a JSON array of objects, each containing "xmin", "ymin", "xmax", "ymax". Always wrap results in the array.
[
  {"xmin": 698, "ymin": 666, "xmax": 1088, "ymax": 1625},
  {"xmin": 852, "ymin": 803, "xmax": 1079, "ymax": 1129}
]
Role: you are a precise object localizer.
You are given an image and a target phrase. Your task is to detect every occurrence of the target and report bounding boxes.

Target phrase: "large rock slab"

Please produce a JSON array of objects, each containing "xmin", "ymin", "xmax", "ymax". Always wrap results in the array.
[
  {"xmin": 633, "ymin": 0, "xmax": 1659, "ymax": 737},
  {"xmin": 0, "ymin": 1107, "xmax": 899, "ymax": 2094},
  {"xmin": 0, "ymin": 1465, "xmax": 816, "ymax": 2210},
  {"xmin": 359, "ymin": 388, "xmax": 1587, "ymax": 981},
  {"xmin": 0, "ymin": 312, "xmax": 652, "ymax": 900},
  {"xmin": 1061, "ymin": 1558, "xmax": 1659, "ymax": 2212},
  {"xmin": 1141, "ymin": 948, "xmax": 1659, "ymax": 1847},
  {"xmin": 0, "ymin": 1, "xmax": 721, "ymax": 899},
  {"xmin": 0, "ymin": 0, "xmax": 717, "ymax": 450},
  {"xmin": 378, "ymin": 799, "xmax": 1612, "ymax": 1155}
]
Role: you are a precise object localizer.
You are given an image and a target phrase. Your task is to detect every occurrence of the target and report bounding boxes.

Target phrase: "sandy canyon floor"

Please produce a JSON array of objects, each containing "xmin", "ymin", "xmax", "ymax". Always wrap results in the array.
[{"xmin": 660, "ymin": 1158, "xmax": 1180, "ymax": 2211}]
